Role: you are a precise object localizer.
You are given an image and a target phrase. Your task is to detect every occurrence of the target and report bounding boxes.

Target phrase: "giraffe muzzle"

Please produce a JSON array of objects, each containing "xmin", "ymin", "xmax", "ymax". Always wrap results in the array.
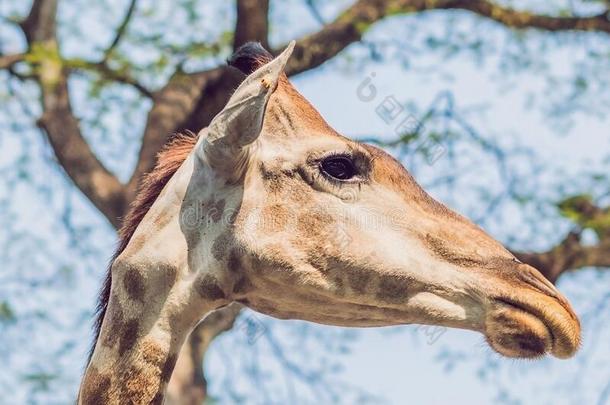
[{"xmin": 484, "ymin": 267, "xmax": 581, "ymax": 359}]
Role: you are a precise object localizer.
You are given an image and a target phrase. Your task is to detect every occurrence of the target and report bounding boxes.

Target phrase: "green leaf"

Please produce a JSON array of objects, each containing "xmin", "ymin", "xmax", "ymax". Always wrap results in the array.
[
  {"xmin": 22, "ymin": 372, "xmax": 58, "ymax": 391},
  {"xmin": 0, "ymin": 301, "xmax": 16, "ymax": 323},
  {"xmin": 557, "ymin": 194, "xmax": 594, "ymax": 224},
  {"xmin": 558, "ymin": 194, "xmax": 610, "ymax": 236}
]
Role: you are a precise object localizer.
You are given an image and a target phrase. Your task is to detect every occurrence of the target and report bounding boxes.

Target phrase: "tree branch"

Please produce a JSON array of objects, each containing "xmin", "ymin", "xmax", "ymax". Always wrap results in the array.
[
  {"xmin": 278, "ymin": 0, "xmax": 610, "ymax": 75},
  {"xmin": 304, "ymin": 0, "xmax": 327, "ymax": 26},
  {"xmin": 0, "ymin": 53, "xmax": 25, "ymax": 70},
  {"xmin": 68, "ymin": 59, "xmax": 153, "ymax": 98},
  {"xmin": 514, "ymin": 232, "xmax": 610, "ymax": 283},
  {"xmin": 515, "ymin": 199, "xmax": 610, "ymax": 283},
  {"xmin": 280, "ymin": 0, "xmax": 386, "ymax": 76},
  {"xmin": 60, "ymin": 0, "xmax": 150, "ymax": 98},
  {"xmin": 514, "ymin": 198, "xmax": 610, "ymax": 283},
  {"xmin": 36, "ymin": 73, "xmax": 127, "ymax": 228},
  {"xmin": 21, "ymin": 0, "xmax": 127, "ymax": 228},
  {"xmin": 234, "ymin": 0, "xmax": 270, "ymax": 51},
  {"xmin": 443, "ymin": 0, "xmax": 610, "ymax": 32}
]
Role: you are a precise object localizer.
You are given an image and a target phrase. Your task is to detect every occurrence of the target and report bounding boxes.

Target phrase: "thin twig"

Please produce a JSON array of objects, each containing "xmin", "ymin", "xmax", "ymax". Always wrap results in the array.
[{"xmin": 102, "ymin": 0, "xmax": 137, "ymax": 61}]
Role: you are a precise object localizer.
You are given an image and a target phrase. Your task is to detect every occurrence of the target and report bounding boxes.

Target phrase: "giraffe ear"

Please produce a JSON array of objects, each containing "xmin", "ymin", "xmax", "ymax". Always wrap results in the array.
[{"xmin": 199, "ymin": 41, "xmax": 295, "ymax": 179}]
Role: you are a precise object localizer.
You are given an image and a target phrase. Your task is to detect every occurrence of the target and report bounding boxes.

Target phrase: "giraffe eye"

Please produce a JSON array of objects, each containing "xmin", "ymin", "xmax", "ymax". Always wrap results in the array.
[{"xmin": 320, "ymin": 155, "xmax": 356, "ymax": 181}]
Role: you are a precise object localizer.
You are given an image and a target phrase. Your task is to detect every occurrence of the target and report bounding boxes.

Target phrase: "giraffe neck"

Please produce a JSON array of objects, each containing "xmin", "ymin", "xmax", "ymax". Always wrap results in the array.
[
  {"xmin": 79, "ymin": 153, "xmax": 230, "ymax": 404},
  {"xmin": 79, "ymin": 243, "xmax": 222, "ymax": 404},
  {"xmin": 79, "ymin": 263, "xmax": 206, "ymax": 404}
]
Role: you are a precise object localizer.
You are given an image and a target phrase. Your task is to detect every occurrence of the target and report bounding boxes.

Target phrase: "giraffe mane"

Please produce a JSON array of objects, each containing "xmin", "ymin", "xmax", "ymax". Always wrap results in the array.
[{"xmin": 89, "ymin": 131, "xmax": 198, "ymax": 362}]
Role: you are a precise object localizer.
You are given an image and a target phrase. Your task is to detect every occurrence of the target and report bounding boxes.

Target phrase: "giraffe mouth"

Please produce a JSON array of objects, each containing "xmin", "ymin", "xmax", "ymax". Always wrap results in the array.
[{"xmin": 485, "ymin": 296, "xmax": 580, "ymax": 359}]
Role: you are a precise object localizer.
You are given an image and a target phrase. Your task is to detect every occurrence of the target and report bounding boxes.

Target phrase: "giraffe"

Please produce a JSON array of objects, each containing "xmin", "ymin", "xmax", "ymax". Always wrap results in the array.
[{"xmin": 79, "ymin": 41, "xmax": 581, "ymax": 404}]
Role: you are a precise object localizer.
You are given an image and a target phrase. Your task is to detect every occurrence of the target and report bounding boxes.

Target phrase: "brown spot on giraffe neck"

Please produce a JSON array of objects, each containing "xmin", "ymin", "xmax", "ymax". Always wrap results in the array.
[
  {"xmin": 249, "ymin": 245, "xmax": 296, "ymax": 276},
  {"xmin": 123, "ymin": 268, "xmax": 145, "ymax": 302},
  {"xmin": 160, "ymin": 353, "xmax": 177, "ymax": 383},
  {"xmin": 195, "ymin": 274, "xmax": 226, "ymax": 300},
  {"xmin": 118, "ymin": 319, "xmax": 140, "ymax": 358},
  {"xmin": 151, "ymin": 392, "xmax": 164, "ymax": 405},
  {"xmin": 306, "ymin": 253, "xmax": 347, "ymax": 297},
  {"xmin": 80, "ymin": 366, "xmax": 111, "ymax": 404},
  {"xmin": 157, "ymin": 262, "xmax": 179, "ymax": 290},
  {"xmin": 227, "ymin": 248, "xmax": 242, "ymax": 273},
  {"xmin": 212, "ymin": 231, "xmax": 233, "ymax": 261},
  {"xmin": 227, "ymin": 249, "xmax": 253, "ymax": 294},
  {"xmin": 232, "ymin": 276, "xmax": 254, "ymax": 295},
  {"xmin": 249, "ymin": 254, "xmax": 264, "ymax": 274},
  {"xmin": 348, "ymin": 271, "xmax": 372, "ymax": 294}
]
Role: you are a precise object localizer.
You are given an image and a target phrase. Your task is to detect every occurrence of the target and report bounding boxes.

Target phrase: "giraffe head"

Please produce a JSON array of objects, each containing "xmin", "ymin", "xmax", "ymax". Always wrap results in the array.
[{"xmin": 180, "ymin": 41, "xmax": 580, "ymax": 359}]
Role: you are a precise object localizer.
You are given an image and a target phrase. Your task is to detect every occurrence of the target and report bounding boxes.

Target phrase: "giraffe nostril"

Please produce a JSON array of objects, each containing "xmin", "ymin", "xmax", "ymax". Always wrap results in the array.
[
  {"xmin": 517, "ymin": 265, "xmax": 579, "ymax": 322},
  {"xmin": 518, "ymin": 265, "xmax": 559, "ymax": 299}
]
